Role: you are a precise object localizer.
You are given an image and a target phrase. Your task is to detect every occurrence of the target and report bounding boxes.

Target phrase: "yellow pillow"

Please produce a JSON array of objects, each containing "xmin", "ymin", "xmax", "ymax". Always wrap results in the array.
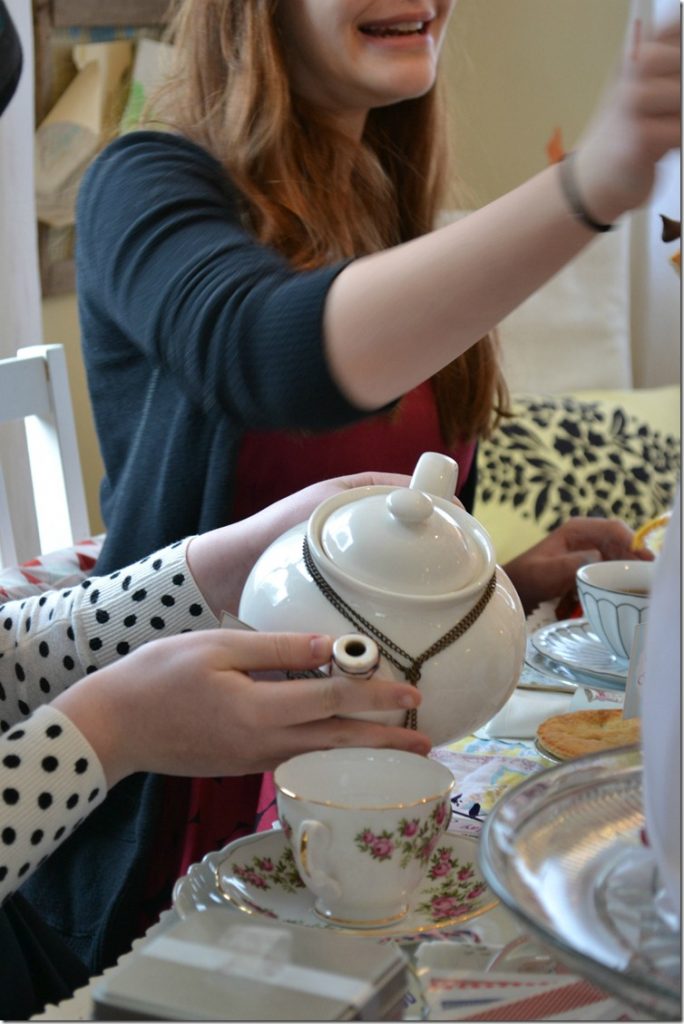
[{"xmin": 476, "ymin": 387, "xmax": 681, "ymax": 564}]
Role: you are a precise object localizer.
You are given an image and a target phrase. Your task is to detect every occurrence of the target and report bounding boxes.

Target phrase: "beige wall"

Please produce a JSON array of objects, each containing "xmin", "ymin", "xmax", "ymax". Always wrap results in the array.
[
  {"xmin": 443, "ymin": 0, "xmax": 631, "ymax": 206},
  {"xmin": 441, "ymin": 0, "xmax": 680, "ymax": 389}
]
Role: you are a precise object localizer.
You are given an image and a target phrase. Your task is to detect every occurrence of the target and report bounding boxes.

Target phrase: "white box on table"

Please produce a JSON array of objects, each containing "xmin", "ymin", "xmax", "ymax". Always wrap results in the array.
[{"xmin": 91, "ymin": 908, "xmax": 408, "ymax": 1021}]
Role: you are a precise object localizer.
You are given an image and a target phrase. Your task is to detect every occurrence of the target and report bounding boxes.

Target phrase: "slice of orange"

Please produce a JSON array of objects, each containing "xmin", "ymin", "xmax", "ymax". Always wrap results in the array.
[{"xmin": 631, "ymin": 512, "xmax": 672, "ymax": 555}]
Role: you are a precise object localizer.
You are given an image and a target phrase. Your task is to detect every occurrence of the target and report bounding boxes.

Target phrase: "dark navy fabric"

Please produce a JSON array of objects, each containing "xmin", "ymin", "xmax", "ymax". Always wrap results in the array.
[
  {"xmin": 21, "ymin": 131, "xmax": 369, "ymax": 975},
  {"xmin": 0, "ymin": 892, "xmax": 89, "ymax": 1019},
  {"xmin": 75, "ymin": 131, "xmax": 361, "ymax": 575}
]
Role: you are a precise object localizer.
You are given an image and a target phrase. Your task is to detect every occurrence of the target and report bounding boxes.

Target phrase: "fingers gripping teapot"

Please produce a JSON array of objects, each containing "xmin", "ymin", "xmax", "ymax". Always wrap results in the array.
[{"xmin": 239, "ymin": 453, "xmax": 526, "ymax": 745}]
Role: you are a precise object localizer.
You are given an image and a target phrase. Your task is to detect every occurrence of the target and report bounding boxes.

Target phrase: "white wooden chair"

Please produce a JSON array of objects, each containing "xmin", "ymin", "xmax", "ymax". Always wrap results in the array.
[{"xmin": 0, "ymin": 344, "xmax": 90, "ymax": 567}]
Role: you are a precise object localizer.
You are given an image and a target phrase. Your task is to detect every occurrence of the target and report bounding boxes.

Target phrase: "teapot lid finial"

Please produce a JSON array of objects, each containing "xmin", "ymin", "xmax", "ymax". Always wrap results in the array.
[{"xmin": 387, "ymin": 488, "xmax": 433, "ymax": 525}]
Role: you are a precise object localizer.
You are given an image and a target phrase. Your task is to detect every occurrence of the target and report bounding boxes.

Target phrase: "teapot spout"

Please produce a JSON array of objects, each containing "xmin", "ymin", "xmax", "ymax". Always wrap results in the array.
[{"xmin": 409, "ymin": 452, "xmax": 458, "ymax": 501}]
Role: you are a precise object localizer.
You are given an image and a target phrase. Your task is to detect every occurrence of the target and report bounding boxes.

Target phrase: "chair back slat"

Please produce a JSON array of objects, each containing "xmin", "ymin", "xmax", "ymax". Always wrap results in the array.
[{"xmin": 0, "ymin": 344, "xmax": 89, "ymax": 566}]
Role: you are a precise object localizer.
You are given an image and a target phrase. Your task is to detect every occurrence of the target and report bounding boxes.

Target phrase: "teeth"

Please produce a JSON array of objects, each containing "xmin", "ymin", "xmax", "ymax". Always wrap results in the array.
[{"xmin": 362, "ymin": 21, "xmax": 426, "ymax": 36}]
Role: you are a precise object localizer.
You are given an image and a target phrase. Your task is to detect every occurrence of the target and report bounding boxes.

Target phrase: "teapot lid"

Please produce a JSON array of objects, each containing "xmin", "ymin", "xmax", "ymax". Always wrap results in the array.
[{"xmin": 310, "ymin": 453, "xmax": 495, "ymax": 599}]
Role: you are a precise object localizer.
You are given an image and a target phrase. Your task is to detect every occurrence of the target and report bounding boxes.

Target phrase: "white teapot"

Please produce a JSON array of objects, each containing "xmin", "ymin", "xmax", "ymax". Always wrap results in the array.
[{"xmin": 239, "ymin": 452, "xmax": 526, "ymax": 746}]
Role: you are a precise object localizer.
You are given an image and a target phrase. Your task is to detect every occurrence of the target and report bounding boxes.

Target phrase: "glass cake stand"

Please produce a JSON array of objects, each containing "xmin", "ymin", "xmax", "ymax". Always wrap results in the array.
[{"xmin": 479, "ymin": 746, "xmax": 681, "ymax": 1020}]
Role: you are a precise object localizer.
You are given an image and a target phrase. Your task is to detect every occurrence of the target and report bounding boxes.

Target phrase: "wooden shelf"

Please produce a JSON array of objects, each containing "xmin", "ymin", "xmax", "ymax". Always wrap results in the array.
[
  {"xmin": 50, "ymin": 0, "xmax": 170, "ymax": 29},
  {"xmin": 33, "ymin": 0, "xmax": 170, "ymax": 31}
]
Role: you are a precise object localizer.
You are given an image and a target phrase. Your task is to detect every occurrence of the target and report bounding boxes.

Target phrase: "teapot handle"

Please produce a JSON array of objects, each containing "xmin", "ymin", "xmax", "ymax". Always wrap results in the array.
[{"xmin": 410, "ymin": 452, "xmax": 458, "ymax": 501}]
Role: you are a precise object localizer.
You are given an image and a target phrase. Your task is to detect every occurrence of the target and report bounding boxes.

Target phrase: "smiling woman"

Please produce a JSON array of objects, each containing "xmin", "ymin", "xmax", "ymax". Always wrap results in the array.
[{"xmin": 274, "ymin": 0, "xmax": 455, "ymax": 132}]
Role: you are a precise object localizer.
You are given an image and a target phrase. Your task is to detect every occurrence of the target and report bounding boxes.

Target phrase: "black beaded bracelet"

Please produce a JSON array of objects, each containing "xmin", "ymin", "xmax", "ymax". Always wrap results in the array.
[{"xmin": 558, "ymin": 153, "xmax": 615, "ymax": 233}]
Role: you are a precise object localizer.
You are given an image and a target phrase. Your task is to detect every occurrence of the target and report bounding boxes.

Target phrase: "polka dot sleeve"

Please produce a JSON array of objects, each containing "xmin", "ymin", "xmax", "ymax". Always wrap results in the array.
[
  {"xmin": 0, "ymin": 705, "xmax": 106, "ymax": 904},
  {"xmin": 0, "ymin": 538, "xmax": 218, "ymax": 733}
]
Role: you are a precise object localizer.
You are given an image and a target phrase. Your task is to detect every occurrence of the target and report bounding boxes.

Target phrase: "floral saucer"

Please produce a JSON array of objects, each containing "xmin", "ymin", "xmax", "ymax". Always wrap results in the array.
[{"xmin": 173, "ymin": 827, "xmax": 496, "ymax": 940}]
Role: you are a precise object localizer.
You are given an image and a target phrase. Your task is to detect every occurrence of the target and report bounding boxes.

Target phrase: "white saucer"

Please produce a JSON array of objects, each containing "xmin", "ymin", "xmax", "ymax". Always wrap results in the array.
[
  {"xmin": 173, "ymin": 827, "xmax": 496, "ymax": 941},
  {"xmin": 530, "ymin": 619, "xmax": 628, "ymax": 684}
]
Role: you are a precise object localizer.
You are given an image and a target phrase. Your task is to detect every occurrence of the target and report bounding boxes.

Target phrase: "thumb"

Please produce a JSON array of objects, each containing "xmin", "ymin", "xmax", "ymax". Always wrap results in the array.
[
  {"xmin": 565, "ymin": 549, "xmax": 601, "ymax": 572},
  {"xmin": 555, "ymin": 549, "xmax": 601, "ymax": 582},
  {"xmin": 533, "ymin": 549, "xmax": 601, "ymax": 604},
  {"xmin": 213, "ymin": 630, "xmax": 333, "ymax": 674}
]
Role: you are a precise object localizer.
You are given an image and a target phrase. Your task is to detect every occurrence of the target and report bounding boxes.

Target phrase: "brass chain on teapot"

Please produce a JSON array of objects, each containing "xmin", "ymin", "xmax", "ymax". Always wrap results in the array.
[{"xmin": 295, "ymin": 536, "xmax": 498, "ymax": 730}]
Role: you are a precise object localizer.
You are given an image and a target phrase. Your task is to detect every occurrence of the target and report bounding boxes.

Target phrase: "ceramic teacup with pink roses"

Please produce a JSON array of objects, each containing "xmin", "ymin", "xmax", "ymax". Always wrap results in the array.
[{"xmin": 274, "ymin": 747, "xmax": 454, "ymax": 927}]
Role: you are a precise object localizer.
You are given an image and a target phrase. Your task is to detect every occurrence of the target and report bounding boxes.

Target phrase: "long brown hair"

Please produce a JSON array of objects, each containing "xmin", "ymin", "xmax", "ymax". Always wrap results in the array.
[{"xmin": 157, "ymin": 0, "xmax": 509, "ymax": 443}]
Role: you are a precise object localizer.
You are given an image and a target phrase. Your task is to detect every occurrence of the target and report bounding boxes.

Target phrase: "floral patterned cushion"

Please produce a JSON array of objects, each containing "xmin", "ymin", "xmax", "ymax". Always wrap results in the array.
[
  {"xmin": 0, "ymin": 535, "xmax": 105, "ymax": 603},
  {"xmin": 476, "ymin": 388, "xmax": 681, "ymax": 564}
]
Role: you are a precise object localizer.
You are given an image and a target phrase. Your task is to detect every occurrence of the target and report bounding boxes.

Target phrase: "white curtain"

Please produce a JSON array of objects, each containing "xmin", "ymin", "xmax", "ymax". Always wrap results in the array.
[
  {"xmin": 628, "ymin": 0, "xmax": 681, "ymax": 388},
  {"xmin": 0, "ymin": 0, "xmax": 42, "ymax": 560}
]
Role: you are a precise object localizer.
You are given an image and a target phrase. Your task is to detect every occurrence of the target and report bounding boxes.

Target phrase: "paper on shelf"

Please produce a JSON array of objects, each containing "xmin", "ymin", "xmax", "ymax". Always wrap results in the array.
[
  {"xmin": 120, "ymin": 37, "xmax": 175, "ymax": 133},
  {"xmin": 35, "ymin": 41, "xmax": 133, "ymax": 227}
]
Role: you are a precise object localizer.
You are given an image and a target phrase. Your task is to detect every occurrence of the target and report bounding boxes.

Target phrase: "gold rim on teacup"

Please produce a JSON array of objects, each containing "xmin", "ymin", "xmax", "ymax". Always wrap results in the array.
[{"xmin": 274, "ymin": 782, "xmax": 454, "ymax": 811}]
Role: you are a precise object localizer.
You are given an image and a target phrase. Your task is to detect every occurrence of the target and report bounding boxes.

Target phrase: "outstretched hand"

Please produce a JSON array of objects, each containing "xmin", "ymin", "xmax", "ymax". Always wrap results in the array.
[
  {"xmin": 575, "ymin": 17, "xmax": 680, "ymax": 224},
  {"xmin": 53, "ymin": 630, "xmax": 431, "ymax": 788},
  {"xmin": 503, "ymin": 516, "xmax": 653, "ymax": 614}
]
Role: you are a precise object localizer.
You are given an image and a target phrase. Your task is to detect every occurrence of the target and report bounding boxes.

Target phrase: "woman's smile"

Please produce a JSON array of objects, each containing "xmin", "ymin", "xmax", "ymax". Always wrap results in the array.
[
  {"xmin": 357, "ymin": 11, "xmax": 435, "ymax": 48},
  {"xmin": 276, "ymin": 1, "xmax": 455, "ymax": 135}
]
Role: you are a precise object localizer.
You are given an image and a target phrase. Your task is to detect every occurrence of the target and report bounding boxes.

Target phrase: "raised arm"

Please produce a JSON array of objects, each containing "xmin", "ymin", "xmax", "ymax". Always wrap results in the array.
[{"xmin": 325, "ymin": 20, "xmax": 680, "ymax": 408}]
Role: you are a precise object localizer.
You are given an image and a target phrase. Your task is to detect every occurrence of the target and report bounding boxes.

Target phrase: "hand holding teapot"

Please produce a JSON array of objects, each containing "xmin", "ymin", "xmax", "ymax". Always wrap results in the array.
[{"xmin": 240, "ymin": 452, "xmax": 526, "ymax": 745}]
